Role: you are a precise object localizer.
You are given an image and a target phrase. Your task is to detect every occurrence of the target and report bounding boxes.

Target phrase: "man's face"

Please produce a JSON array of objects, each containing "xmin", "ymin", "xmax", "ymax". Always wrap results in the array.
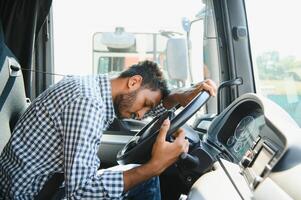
[{"xmin": 114, "ymin": 88, "xmax": 162, "ymax": 119}]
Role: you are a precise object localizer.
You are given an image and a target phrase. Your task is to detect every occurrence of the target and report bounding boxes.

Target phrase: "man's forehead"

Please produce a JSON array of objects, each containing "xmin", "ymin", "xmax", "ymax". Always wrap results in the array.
[{"xmin": 141, "ymin": 88, "xmax": 162, "ymax": 105}]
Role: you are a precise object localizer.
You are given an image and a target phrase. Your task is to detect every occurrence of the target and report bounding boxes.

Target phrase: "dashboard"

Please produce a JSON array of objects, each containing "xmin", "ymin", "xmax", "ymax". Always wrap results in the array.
[
  {"xmin": 188, "ymin": 93, "xmax": 301, "ymax": 200},
  {"xmin": 206, "ymin": 93, "xmax": 288, "ymax": 190}
]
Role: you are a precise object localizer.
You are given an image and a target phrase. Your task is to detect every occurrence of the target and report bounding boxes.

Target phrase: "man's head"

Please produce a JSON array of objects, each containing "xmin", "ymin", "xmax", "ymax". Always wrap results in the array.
[{"xmin": 113, "ymin": 60, "xmax": 169, "ymax": 119}]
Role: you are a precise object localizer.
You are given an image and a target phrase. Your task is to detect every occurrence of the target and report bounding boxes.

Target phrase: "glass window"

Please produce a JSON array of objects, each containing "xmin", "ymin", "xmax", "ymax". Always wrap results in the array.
[
  {"xmin": 53, "ymin": 0, "xmax": 205, "ymax": 83},
  {"xmin": 245, "ymin": 0, "xmax": 301, "ymax": 127},
  {"xmin": 53, "ymin": 0, "xmax": 220, "ymax": 114}
]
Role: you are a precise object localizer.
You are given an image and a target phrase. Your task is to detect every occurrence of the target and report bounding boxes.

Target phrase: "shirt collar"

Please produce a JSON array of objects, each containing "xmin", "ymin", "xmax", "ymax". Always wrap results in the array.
[{"xmin": 98, "ymin": 75, "xmax": 116, "ymax": 124}]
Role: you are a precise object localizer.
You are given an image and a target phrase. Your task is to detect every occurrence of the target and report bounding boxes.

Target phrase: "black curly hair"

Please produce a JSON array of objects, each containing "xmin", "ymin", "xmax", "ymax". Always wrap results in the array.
[{"xmin": 119, "ymin": 60, "xmax": 170, "ymax": 99}]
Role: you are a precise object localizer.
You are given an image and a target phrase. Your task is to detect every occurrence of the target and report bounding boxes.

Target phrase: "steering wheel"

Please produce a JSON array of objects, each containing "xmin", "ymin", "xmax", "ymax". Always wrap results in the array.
[{"xmin": 117, "ymin": 91, "xmax": 210, "ymax": 165}]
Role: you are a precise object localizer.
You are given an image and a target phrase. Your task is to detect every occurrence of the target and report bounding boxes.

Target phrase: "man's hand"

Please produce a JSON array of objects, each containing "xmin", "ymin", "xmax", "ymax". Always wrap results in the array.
[
  {"xmin": 148, "ymin": 119, "xmax": 189, "ymax": 175},
  {"xmin": 123, "ymin": 118, "xmax": 188, "ymax": 191},
  {"xmin": 163, "ymin": 79, "xmax": 217, "ymax": 109}
]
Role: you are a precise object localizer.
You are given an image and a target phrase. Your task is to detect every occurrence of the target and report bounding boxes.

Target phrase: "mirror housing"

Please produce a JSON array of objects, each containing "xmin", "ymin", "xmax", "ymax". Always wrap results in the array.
[
  {"xmin": 166, "ymin": 37, "xmax": 189, "ymax": 83},
  {"xmin": 182, "ymin": 17, "xmax": 191, "ymax": 32},
  {"xmin": 101, "ymin": 27, "xmax": 136, "ymax": 52}
]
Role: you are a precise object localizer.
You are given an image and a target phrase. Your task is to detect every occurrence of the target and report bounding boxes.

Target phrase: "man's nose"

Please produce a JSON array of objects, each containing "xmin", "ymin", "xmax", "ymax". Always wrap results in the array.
[{"xmin": 137, "ymin": 108, "xmax": 149, "ymax": 120}]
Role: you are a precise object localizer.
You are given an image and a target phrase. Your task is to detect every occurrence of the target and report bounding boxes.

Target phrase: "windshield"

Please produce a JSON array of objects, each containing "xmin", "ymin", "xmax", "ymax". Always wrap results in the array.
[
  {"xmin": 53, "ymin": 0, "xmax": 206, "ymax": 88},
  {"xmin": 245, "ymin": 0, "xmax": 301, "ymax": 127},
  {"xmin": 53, "ymin": 0, "xmax": 219, "ymax": 115}
]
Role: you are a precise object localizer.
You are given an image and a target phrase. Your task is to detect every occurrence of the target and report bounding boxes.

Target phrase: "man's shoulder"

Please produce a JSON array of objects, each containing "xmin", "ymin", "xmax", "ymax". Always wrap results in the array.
[
  {"xmin": 33, "ymin": 75, "xmax": 104, "ymax": 115},
  {"xmin": 78, "ymin": 75, "xmax": 108, "ymax": 100},
  {"xmin": 53, "ymin": 75, "xmax": 104, "ymax": 98}
]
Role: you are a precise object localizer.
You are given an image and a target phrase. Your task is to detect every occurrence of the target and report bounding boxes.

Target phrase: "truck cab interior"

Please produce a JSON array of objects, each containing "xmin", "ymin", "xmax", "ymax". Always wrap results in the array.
[{"xmin": 1, "ymin": 0, "xmax": 301, "ymax": 199}]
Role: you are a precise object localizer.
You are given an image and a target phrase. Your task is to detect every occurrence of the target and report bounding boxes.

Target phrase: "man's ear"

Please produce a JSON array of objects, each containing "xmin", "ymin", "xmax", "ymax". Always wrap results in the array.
[{"xmin": 127, "ymin": 75, "xmax": 143, "ymax": 91}]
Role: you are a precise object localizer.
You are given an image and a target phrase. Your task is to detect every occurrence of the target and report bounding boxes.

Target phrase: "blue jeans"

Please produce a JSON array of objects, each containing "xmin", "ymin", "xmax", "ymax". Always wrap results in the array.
[
  {"xmin": 45, "ymin": 175, "xmax": 161, "ymax": 200},
  {"xmin": 126, "ymin": 176, "xmax": 161, "ymax": 200}
]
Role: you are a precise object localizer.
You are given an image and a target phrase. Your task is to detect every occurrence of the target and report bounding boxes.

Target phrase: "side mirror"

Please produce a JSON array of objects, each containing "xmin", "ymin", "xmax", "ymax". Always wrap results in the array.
[
  {"xmin": 182, "ymin": 17, "xmax": 191, "ymax": 33},
  {"xmin": 166, "ymin": 38, "xmax": 189, "ymax": 84}
]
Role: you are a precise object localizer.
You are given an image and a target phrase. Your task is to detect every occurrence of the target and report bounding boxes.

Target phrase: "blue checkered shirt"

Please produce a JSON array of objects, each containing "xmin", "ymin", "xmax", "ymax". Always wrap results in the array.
[{"xmin": 0, "ymin": 74, "xmax": 166, "ymax": 199}]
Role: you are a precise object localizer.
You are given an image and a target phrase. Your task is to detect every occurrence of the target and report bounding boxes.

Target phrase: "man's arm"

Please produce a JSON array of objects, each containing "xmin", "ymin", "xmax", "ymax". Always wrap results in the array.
[
  {"xmin": 144, "ymin": 79, "xmax": 217, "ymax": 118},
  {"xmin": 60, "ymin": 97, "xmax": 124, "ymax": 199},
  {"xmin": 163, "ymin": 79, "xmax": 217, "ymax": 109},
  {"xmin": 123, "ymin": 119, "xmax": 188, "ymax": 191},
  {"xmin": 60, "ymin": 97, "xmax": 188, "ymax": 198}
]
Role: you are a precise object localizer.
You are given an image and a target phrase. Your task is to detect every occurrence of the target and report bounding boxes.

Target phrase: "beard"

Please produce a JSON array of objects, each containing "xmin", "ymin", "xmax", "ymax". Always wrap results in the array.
[{"xmin": 114, "ymin": 89, "xmax": 138, "ymax": 119}]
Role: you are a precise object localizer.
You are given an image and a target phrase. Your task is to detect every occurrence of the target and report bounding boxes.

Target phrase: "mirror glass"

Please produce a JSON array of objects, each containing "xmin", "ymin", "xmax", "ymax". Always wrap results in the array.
[{"xmin": 166, "ymin": 38, "xmax": 189, "ymax": 86}]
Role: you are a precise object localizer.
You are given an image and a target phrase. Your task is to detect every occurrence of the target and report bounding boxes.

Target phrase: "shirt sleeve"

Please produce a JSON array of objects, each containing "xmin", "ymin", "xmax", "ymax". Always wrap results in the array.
[
  {"xmin": 59, "ymin": 97, "xmax": 124, "ymax": 199},
  {"xmin": 143, "ymin": 101, "xmax": 175, "ymax": 119}
]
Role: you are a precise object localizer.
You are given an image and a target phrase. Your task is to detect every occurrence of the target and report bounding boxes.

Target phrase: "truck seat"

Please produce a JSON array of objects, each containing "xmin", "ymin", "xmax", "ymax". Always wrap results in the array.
[{"xmin": 0, "ymin": 21, "xmax": 30, "ymax": 153}]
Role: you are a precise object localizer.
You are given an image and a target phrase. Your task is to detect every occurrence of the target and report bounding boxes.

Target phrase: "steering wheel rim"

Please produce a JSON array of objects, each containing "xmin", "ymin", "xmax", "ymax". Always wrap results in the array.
[{"xmin": 117, "ymin": 91, "xmax": 210, "ymax": 165}]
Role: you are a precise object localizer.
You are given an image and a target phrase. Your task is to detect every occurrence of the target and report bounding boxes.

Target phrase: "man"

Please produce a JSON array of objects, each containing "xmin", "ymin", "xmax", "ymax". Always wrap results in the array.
[{"xmin": 0, "ymin": 60, "xmax": 216, "ymax": 199}]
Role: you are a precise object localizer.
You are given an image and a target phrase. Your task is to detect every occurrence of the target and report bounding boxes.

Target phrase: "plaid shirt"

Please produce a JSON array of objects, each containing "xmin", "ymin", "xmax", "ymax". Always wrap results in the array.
[{"xmin": 0, "ymin": 74, "xmax": 166, "ymax": 199}]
